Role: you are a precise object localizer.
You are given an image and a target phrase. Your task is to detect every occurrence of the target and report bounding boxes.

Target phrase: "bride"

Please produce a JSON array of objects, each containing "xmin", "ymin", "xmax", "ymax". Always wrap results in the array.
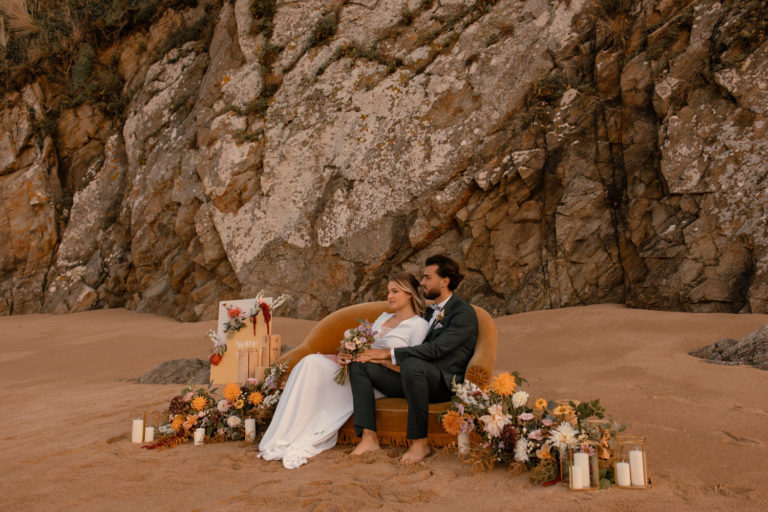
[{"xmin": 258, "ymin": 272, "xmax": 429, "ymax": 469}]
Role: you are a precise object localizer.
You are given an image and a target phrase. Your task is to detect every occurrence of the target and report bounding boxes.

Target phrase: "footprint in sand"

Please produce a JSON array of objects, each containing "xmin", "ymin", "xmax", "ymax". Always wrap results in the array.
[
  {"xmin": 105, "ymin": 433, "xmax": 127, "ymax": 444},
  {"xmin": 730, "ymin": 404, "xmax": 768, "ymax": 417},
  {"xmin": 721, "ymin": 431, "xmax": 761, "ymax": 446}
]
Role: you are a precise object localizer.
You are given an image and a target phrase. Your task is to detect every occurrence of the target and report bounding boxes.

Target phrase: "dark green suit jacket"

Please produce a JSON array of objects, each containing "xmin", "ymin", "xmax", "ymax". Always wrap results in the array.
[{"xmin": 393, "ymin": 294, "xmax": 478, "ymax": 388}]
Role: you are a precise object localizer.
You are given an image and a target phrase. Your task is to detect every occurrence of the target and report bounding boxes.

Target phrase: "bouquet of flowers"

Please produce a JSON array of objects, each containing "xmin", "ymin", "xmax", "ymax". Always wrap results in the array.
[
  {"xmin": 145, "ymin": 361, "xmax": 289, "ymax": 449},
  {"xmin": 333, "ymin": 320, "xmax": 377, "ymax": 385},
  {"xmin": 441, "ymin": 371, "xmax": 625, "ymax": 486}
]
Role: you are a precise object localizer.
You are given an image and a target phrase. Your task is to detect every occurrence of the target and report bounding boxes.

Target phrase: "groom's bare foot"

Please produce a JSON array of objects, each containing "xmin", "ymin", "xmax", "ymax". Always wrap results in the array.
[
  {"xmin": 400, "ymin": 439, "xmax": 431, "ymax": 464},
  {"xmin": 351, "ymin": 429, "xmax": 380, "ymax": 455}
]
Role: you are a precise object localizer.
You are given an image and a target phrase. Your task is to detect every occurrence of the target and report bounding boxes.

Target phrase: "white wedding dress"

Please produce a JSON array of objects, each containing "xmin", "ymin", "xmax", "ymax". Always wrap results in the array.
[{"xmin": 258, "ymin": 313, "xmax": 429, "ymax": 468}]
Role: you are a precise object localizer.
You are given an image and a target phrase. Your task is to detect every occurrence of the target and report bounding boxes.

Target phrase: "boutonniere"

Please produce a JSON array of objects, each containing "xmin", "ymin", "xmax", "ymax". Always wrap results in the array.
[{"xmin": 435, "ymin": 309, "xmax": 445, "ymax": 323}]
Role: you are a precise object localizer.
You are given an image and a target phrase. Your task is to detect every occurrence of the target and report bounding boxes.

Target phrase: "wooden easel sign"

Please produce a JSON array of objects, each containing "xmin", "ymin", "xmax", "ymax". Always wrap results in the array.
[{"xmin": 209, "ymin": 298, "xmax": 273, "ymax": 385}]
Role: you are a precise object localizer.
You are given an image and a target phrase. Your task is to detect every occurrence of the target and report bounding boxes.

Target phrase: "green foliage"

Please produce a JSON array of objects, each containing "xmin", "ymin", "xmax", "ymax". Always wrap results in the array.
[
  {"xmin": 65, "ymin": 57, "xmax": 128, "ymax": 118},
  {"xmin": 1, "ymin": 0, "xmax": 220, "ymax": 115},
  {"xmin": 597, "ymin": 0, "xmax": 633, "ymax": 17},
  {"xmin": 152, "ymin": 4, "xmax": 217, "ymax": 62},
  {"xmin": 71, "ymin": 43, "xmax": 96, "ymax": 89},
  {"xmin": 533, "ymin": 76, "xmax": 566, "ymax": 104},
  {"xmin": 250, "ymin": 0, "xmax": 276, "ymax": 37},
  {"xmin": 569, "ymin": 398, "xmax": 606, "ymax": 424},
  {"xmin": 260, "ymin": 42, "xmax": 282, "ymax": 68},
  {"xmin": 310, "ymin": 13, "xmax": 337, "ymax": 47}
]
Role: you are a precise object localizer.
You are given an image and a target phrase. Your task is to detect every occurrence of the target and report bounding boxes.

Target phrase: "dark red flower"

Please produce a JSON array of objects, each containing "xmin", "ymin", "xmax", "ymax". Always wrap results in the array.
[{"xmin": 210, "ymin": 353, "xmax": 223, "ymax": 366}]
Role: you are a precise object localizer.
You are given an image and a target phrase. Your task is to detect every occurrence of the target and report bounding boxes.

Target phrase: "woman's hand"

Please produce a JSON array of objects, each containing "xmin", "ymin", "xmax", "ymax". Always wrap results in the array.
[{"xmin": 336, "ymin": 352, "xmax": 353, "ymax": 365}]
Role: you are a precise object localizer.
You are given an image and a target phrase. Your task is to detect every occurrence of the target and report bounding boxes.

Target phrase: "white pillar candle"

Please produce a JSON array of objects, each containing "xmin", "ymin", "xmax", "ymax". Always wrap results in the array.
[
  {"xmin": 457, "ymin": 432, "xmax": 470, "ymax": 455},
  {"xmin": 194, "ymin": 428, "xmax": 205, "ymax": 446},
  {"xmin": 629, "ymin": 449, "xmax": 645, "ymax": 486},
  {"xmin": 245, "ymin": 418, "xmax": 256, "ymax": 441},
  {"xmin": 616, "ymin": 461, "xmax": 631, "ymax": 486},
  {"xmin": 144, "ymin": 426, "xmax": 155, "ymax": 443},
  {"xmin": 574, "ymin": 452, "xmax": 591, "ymax": 488},
  {"xmin": 570, "ymin": 465, "xmax": 586, "ymax": 489},
  {"xmin": 131, "ymin": 419, "xmax": 144, "ymax": 444}
]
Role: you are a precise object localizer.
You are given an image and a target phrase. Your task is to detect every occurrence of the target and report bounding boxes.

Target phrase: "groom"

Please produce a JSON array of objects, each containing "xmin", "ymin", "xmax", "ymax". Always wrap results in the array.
[{"xmin": 348, "ymin": 254, "xmax": 478, "ymax": 464}]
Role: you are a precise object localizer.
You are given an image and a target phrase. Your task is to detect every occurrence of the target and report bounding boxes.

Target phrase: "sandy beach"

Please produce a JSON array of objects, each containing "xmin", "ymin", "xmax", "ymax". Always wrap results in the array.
[{"xmin": 1, "ymin": 304, "xmax": 767, "ymax": 511}]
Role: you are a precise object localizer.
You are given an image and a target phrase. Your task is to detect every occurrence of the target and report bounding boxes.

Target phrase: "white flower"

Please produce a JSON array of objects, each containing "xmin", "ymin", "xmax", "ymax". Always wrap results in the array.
[
  {"xmin": 206, "ymin": 329, "xmax": 225, "ymax": 347},
  {"xmin": 226, "ymin": 415, "xmax": 242, "ymax": 428},
  {"xmin": 512, "ymin": 391, "xmax": 529, "ymax": 409},
  {"xmin": 452, "ymin": 380, "xmax": 489, "ymax": 409},
  {"xmin": 217, "ymin": 399, "xmax": 229, "ymax": 413},
  {"xmin": 514, "ymin": 438, "xmax": 529, "ymax": 462},
  {"xmin": 479, "ymin": 404, "xmax": 511, "ymax": 438},
  {"xmin": 262, "ymin": 393, "xmax": 280, "ymax": 408},
  {"xmin": 548, "ymin": 422, "xmax": 579, "ymax": 449}
]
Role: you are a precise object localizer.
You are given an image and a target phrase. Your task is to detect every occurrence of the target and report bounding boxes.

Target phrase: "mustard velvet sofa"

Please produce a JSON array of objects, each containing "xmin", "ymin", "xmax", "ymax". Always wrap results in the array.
[{"xmin": 278, "ymin": 301, "xmax": 497, "ymax": 447}]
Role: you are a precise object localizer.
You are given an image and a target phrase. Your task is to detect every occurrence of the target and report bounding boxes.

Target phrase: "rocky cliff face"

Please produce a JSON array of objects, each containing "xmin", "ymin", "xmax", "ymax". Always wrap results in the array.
[{"xmin": 1, "ymin": 0, "xmax": 766, "ymax": 320}]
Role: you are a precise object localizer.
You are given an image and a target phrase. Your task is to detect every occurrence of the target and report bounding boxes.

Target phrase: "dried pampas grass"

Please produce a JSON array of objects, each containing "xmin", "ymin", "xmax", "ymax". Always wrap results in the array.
[{"xmin": 0, "ymin": 0, "xmax": 42, "ymax": 36}]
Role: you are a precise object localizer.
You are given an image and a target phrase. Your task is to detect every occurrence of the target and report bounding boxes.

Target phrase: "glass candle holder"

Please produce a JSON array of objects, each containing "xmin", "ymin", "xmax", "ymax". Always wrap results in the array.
[
  {"xmin": 614, "ymin": 435, "xmax": 649, "ymax": 489},
  {"xmin": 564, "ymin": 441, "xmax": 600, "ymax": 491}
]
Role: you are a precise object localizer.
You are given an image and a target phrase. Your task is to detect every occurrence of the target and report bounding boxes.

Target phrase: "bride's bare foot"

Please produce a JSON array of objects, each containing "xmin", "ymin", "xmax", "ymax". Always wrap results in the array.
[
  {"xmin": 400, "ymin": 439, "xmax": 431, "ymax": 464},
  {"xmin": 351, "ymin": 429, "xmax": 380, "ymax": 455}
]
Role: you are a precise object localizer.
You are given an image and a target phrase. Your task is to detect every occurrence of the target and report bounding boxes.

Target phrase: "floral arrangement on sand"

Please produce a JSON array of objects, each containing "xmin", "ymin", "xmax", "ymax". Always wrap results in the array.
[
  {"xmin": 333, "ymin": 320, "xmax": 377, "ymax": 385},
  {"xmin": 144, "ymin": 361, "xmax": 289, "ymax": 449},
  {"xmin": 441, "ymin": 371, "xmax": 625, "ymax": 487},
  {"xmin": 206, "ymin": 292, "xmax": 291, "ymax": 366}
]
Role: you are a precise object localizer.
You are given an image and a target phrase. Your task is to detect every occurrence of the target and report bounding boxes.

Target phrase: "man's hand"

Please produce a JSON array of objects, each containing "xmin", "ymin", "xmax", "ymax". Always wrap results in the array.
[{"xmin": 354, "ymin": 348, "xmax": 390, "ymax": 364}]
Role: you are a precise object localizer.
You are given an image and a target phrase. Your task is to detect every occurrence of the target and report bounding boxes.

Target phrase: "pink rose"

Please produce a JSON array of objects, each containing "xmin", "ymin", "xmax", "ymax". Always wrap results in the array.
[
  {"xmin": 528, "ymin": 429, "xmax": 544, "ymax": 441},
  {"xmin": 344, "ymin": 341, "xmax": 357, "ymax": 351}
]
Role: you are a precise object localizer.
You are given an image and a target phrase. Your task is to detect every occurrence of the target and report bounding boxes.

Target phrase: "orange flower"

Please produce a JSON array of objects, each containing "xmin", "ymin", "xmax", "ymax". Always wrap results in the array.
[
  {"xmin": 536, "ymin": 441, "xmax": 553, "ymax": 460},
  {"xmin": 191, "ymin": 395, "xmax": 208, "ymax": 411},
  {"xmin": 182, "ymin": 414, "xmax": 198, "ymax": 430},
  {"xmin": 249, "ymin": 391, "xmax": 264, "ymax": 407},
  {"xmin": 554, "ymin": 404, "xmax": 574, "ymax": 418},
  {"xmin": 441, "ymin": 410, "xmax": 463, "ymax": 436},
  {"xmin": 535, "ymin": 398, "xmax": 548, "ymax": 411},
  {"xmin": 490, "ymin": 372, "xmax": 517, "ymax": 396},
  {"xmin": 227, "ymin": 307, "xmax": 242, "ymax": 318},
  {"xmin": 223, "ymin": 383, "xmax": 241, "ymax": 402},
  {"xmin": 171, "ymin": 414, "xmax": 184, "ymax": 432}
]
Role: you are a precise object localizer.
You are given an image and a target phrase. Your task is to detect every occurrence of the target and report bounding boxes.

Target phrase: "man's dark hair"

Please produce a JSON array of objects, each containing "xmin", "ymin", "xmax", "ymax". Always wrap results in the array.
[{"xmin": 425, "ymin": 254, "xmax": 465, "ymax": 291}]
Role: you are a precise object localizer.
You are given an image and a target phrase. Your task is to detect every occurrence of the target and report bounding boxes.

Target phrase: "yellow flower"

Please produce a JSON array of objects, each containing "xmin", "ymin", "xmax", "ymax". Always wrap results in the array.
[
  {"xmin": 490, "ymin": 372, "xmax": 517, "ymax": 396},
  {"xmin": 171, "ymin": 414, "xmax": 184, "ymax": 432},
  {"xmin": 191, "ymin": 395, "xmax": 208, "ymax": 411},
  {"xmin": 234, "ymin": 399, "xmax": 244, "ymax": 409},
  {"xmin": 535, "ymin": 398, "xmax": 548, "ymax": 411},
  {"xmin": 441, "ymin": 410, "xmax": 463, "ymax": 436},
  {"xmin": 223, "ymin": 383, "xmax": 241, "ymax": 402},
  {"xmin": 249, "ymin": 391, "xmax": 264, "ymax": 407},
  {"xmin": 554, "ymin": 404, "xmax": 574, "ymax": 417}
]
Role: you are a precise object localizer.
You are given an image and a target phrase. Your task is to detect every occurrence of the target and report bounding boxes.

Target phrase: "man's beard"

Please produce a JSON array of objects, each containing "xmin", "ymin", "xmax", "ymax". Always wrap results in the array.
[{"xmin": 423, "ymin": 287, "xmax": 441, "ymax": 300}]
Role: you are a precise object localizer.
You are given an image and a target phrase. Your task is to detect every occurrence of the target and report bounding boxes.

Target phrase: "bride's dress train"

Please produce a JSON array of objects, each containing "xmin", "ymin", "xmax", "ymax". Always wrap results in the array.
[{"xmin": 258, "ymin": 313, "xmax": 428, "ymax": 468}]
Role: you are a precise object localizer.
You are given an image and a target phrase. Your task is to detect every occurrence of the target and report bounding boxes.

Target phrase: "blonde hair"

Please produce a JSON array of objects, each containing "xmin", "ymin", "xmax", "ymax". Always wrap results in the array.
[{"xmin": 388, "ymin": 272, "xmax": 426, "ymax": 316}]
